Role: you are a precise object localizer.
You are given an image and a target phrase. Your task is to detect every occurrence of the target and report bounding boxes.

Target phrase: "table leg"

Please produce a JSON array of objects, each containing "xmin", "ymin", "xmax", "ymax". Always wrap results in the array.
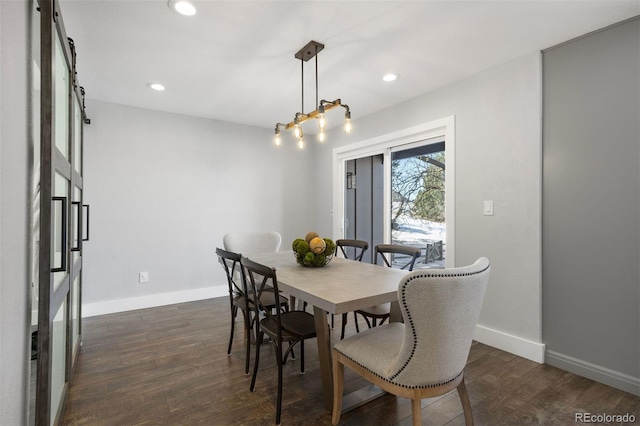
[
  {"xmin": 313, "ymin": 305, "xmax": 333, "ymax": 411},
  {"xmin": 313, "ymin": 306, "xmax": 389, "ymax": 415},
  {"xmin": 289, "ymin": 295, "xmax": 296, "ymax": 311},
  {"xmin": 389, "ymin": 301, "xmax": 402, "ymax": 323}
]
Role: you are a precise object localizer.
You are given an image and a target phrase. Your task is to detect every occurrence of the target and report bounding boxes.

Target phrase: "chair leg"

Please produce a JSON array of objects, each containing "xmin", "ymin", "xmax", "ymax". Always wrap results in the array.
[
  {"xmin": 411, "ymin": 396, "xmax": 422, "ymax": 426},
  {"xmin": 457, "ymin": 377, "xmax": 474, "ymax": 426},
  {"xmin": 340, "ymin": 313, "xmax": 348, "ymax": 340},
  {"xmin": 300, "ymin": 339, "xmax": 305, "ymax": 374},
  {"xmin": 331, "ymin": 351, "xmax": 344, "ymax": 426},
  {"xmin": 250, "ymin": 331, "xmax": 263, "ymax": 392},
  {"xmin": 275, "ymin": 341, "xmax": 284, "ymax": 425},
  {"xmin": 290, "ymin": 342, "xmax": 296, "ymax": 360},
  {"xmin": 228, "ymin": 305, "xmax": 237, "ymax": 356},
  {"xmin": 331, "ymin": 313, "xmax": 335, "ymax": 329},
  {"xmin": 242, "ymin": 310, "xmax": 252, "ymax": 375},
  {"xmin": 354, "ymin": 312, "xmax": 360, "ymax": 333}
]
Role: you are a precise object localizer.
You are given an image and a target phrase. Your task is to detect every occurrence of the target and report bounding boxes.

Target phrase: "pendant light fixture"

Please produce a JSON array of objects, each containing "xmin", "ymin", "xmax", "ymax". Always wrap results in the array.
[{"xmin": 274, "ymin": 41, "xmax": 352, "ymax": 148}]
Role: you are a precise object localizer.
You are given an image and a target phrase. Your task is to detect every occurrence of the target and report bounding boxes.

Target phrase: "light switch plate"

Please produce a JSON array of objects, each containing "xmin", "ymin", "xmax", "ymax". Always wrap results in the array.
[
  {"xmin": 139, "ymin": 272, "xmax": 149, "ymax": 283},
  {"xmin": 484, "ymin": 200, "xmax": 494, "ymax": 216}
]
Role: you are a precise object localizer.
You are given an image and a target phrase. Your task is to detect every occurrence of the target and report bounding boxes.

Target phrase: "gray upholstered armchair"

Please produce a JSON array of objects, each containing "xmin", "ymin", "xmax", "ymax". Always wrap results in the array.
[{"xmin": 331, "ymin": 257, "xmax": 490, "ymax": 426}]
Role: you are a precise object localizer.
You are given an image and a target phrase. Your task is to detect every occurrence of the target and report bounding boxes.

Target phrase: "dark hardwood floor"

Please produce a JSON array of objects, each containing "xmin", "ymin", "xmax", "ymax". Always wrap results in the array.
[{"xmin": 62, "ymin": 298, "xmax": 639, "ymax": 425}]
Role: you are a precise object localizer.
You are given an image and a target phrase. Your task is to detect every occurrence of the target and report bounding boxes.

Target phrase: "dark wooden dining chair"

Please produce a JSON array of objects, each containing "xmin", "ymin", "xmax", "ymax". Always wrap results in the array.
[
  {"xmin": 335, "ymin": 239, "xmax": 369, "ymax": 261},
  {"xmin": 375, "ymin": 243, "xmax": 422, "ymax": 271},
  {"xmin": 241, "ymin": 256, "xmax": 317, "ymax": 426},
  {"xmin": 354, "ymin": 244, "xmax": 422, "ymax": 329},
  {"xmin": 335, "ymin": 239, "xmax": 369, "ymax": 339},
  {"xmin": 216, "ymin": 247, "xmax": 288, "ymax": 375},
  {"xmin": 332, "ymin": 258, "xmax": 490, "ymax": 426}
]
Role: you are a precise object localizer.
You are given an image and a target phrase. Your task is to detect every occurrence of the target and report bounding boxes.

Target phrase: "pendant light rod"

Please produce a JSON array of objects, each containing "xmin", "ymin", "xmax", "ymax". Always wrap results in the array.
[{"xmin": 296, "ymin": 41, "xmax": 323, "ymax": 115}]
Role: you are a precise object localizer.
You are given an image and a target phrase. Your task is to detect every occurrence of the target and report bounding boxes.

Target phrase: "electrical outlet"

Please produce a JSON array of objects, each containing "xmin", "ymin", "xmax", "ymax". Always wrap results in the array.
[
  {"xmin": 139, "ymin": 272, "xmax": 149, "ymax": 283},
  {"xmin": 483, "ymin": 200, "xmax": 494, "ymax": 216}
]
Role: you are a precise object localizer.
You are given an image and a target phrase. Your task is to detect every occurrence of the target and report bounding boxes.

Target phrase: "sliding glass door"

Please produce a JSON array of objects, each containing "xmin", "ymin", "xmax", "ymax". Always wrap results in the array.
[
  {"xmin": 333, "ymin": 117, "xmax": 456, "ymax": 269},
  {"xmin": 342, "ymin": 140, "xmax": 445, "ymax": 269}
]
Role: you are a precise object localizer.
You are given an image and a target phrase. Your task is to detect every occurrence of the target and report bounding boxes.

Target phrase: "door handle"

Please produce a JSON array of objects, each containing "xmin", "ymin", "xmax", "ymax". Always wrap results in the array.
[
  {"xmin": 71, "ymin": 201, "xmax": 82, "ymax": 251},
  {"xmin": 51, "ymin": 197, "xmax": 67, "ymax": 272},
  {"xmin": 82, "ymin": 204, "xmax": 90, "ymax": 241}
]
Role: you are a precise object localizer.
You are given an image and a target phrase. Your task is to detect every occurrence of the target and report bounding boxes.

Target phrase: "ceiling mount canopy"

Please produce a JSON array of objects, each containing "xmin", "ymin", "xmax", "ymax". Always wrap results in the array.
[{"xmin": 274, "ymin": 40, "xmax": 352, "ymax": 149}]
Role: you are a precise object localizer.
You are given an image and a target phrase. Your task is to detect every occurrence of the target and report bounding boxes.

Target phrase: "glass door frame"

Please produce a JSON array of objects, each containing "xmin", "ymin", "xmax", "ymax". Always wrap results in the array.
[
  {"xmin": 35, "ymin": 0, "xmax": 86, "ymax": 424},
  {"xmin": 332, "ymin": 116, "xmax": 456, "ymax": 267}
]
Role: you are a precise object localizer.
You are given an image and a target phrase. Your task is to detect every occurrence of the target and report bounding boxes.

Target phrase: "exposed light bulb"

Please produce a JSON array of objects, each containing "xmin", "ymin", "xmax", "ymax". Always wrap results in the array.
[
  {"xmin": 298, "ymin": 138, "xmax": 305, "ymax": 149},
  {"xmin": 293, "ymin": 124, "xmax": 302, "ymax": 139},
  {"xmin": 317, "ymin": 130, "xmax": 326, "ymax": 142},
  {"xmin": 318, "ymin": 113, "xmax": 326, "ymax": 130},
  {"xmin": 274, "ymin": 133, "xmax": 281, "ymax": 146},
  {"xmin": 344, "ymin": 117, "xmax": 352, "ymax": 134}
]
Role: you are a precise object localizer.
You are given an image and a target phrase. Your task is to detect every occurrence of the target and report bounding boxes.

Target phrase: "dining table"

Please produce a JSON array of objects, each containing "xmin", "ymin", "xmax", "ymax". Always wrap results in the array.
[{"xmin": 248, "ymin": 250, "xmax": 409, "ymax": 413}]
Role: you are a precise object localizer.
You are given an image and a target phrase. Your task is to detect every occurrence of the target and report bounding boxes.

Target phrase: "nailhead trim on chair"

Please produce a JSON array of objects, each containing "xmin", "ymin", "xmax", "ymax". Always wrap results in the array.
[
  {"xmin": 389, "ymin": 263, "xmax": 491, "ymax": 382},
  {"xmin": 340, "ymin": 351, "xmax": 463, "ymax": 389}
]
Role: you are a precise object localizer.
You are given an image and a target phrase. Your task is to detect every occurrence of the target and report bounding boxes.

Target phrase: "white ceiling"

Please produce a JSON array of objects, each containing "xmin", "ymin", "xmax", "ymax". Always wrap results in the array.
[{"xmin": 59, "ymin": 0, "xmax": 639, "ymax": 131}]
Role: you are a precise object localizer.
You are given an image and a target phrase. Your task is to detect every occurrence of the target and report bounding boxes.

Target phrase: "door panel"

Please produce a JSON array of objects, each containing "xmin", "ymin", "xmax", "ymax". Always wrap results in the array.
[
  {"xmin": 344, "ymin": 155, "xmax": 384, "ymax": 263},
  {"xmin": 53, "ymin": 33, "xmax": 69, "ymax": 159},
  {"xmin": 73, "ymin": 97, "xmax": 82, "ymax": 173},
  {"xmin": 52, "ymin": 172, "xmax": 68, "ymax": 290},
  {"xmin": 71, "ymin": 275, "xmax": 80, "ymax": 358},
  {"xmin": 390, "ymin": 141, "xmax": 446, "ymax": 268},
  {"xmin": 50, "ymin": 299, "xmax": 67, "ymax": 425},
  {"xmin": 34, "ymin": 1, "xmax": 87, "ymax": 424}
]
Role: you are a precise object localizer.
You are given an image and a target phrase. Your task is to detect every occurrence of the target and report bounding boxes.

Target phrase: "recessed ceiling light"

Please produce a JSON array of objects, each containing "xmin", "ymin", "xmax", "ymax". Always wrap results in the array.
[
  {"xmin": 383, "ymin": 73, "xmax": 399, "ymax": 82},
  {"xmin": 147, "ymin": 83, "xmax": 165, "ymax": 91},
  {"xmin": 168, "ymin": 0, "xmax": 196, "ymax": 16}
]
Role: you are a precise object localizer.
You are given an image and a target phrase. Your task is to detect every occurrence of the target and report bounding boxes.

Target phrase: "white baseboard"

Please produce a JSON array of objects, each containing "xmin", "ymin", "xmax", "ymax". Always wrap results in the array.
[
  {"xmin": 82, "ymin": 286, "xmax": 228, "ymax": 318},
  {"xmin": 546, "ymin": 350, "xmax": 640, "ymax": 396},
  {"xmin": 474, "ymin": 324, "xmax": 546, "ymax": 363}
]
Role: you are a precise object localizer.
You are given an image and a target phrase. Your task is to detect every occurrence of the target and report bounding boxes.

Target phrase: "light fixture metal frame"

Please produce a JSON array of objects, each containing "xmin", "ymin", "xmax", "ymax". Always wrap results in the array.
[{"xmin": 274, "ymin": 40, "xmax": 351, "ymax": 145}]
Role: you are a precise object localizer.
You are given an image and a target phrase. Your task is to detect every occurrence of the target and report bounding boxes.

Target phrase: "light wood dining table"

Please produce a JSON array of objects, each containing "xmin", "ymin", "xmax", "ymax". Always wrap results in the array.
[{"xmin": 248, "ymin": 250, "xmax": 409, "ymax": 413}]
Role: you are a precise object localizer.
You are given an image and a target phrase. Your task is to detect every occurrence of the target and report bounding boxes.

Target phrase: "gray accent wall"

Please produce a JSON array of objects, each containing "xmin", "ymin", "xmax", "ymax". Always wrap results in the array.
[
  {"xmin": 542, "ymin": 18, "xmax": 640, "ymax": 395},
  {"xmin": 0, "ymin": 1, "xmax": 31, "ymax": 424}
]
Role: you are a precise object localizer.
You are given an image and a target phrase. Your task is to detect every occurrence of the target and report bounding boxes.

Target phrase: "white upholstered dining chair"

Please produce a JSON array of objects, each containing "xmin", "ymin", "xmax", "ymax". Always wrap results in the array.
[
  {"xmin": 331, "ymin": 257, "xmax": 490, "ymax": 426},
  {"xmin": 223, "ymin": 231, "xmax": 282, "ymax": 255}
]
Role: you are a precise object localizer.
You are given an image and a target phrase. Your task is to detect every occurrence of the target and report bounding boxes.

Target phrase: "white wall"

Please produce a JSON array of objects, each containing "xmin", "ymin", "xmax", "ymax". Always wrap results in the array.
[
  {"xmin": 313, "ymin": 52, "xmax": 544, "ymax": 361},
  {"xmin": 0, "ymin": 1, "xmax": 31, "ymax": 424},
  {"xmin": 82, "ymin": 100, "xmax": 315, "ymax": 315}
]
